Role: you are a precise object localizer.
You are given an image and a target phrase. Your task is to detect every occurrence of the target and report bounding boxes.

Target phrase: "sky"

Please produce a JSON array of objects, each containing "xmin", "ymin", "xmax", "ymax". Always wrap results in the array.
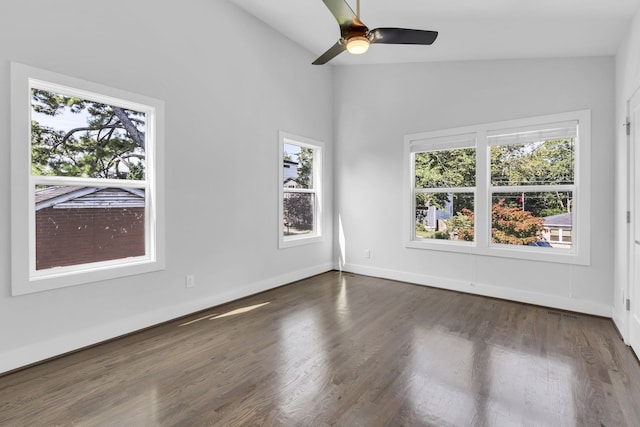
[{"xmin": 31, "ymin": 107, "xmax": 89, "ymax": 132}]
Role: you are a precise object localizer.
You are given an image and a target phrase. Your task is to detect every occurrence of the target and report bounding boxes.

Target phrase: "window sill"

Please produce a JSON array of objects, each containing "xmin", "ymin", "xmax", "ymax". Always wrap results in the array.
[
  {"xmin": 405, "ymin": 240, "xmax": 589, "ymax": 266},
  {"xmin": 279, "ymin": 234, "xmax": 323, "ymax": 249},
  {"xmin": 12, "ymin": 257, "xmax": 165, "ymax": 296}
]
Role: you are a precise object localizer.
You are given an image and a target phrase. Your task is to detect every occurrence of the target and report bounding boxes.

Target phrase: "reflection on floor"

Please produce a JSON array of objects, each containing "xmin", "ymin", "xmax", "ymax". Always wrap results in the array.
[{"xmin": 1, "ymin": 271, "xmax": 639, "ymax": 426}]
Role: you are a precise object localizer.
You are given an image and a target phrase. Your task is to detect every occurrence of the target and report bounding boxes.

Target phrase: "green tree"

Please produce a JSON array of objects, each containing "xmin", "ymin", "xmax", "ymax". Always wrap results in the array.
[
  {"xmin": 31, "ymin": 88, "xmax": 146, "ymax": 180},
  {"xmin": 295, "ymin": 147, "xmax": 314, "ymax": 189},
  {"xmin": 415, "ymin": 147, "xmax": 475, "ymax": 210},
  {"xmin": 491, "ymin": 139, "xmax": 574, "ymax": 217},
  {"xmin": 445, "ymin": 208, "xmax": 474, "ymax": 241}
]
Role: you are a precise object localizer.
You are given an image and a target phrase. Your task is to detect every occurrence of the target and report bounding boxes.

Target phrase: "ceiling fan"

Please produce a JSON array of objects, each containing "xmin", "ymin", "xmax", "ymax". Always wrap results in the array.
[{"xmin": 313, "ymin": 0, "xmax": 438, "ymax": 65}]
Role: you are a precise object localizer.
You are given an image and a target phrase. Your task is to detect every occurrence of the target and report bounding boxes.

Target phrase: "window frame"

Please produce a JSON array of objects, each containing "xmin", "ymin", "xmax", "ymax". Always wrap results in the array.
[
  {"xmin": 278, "ymin": 131, "xmax": 323, "ymax": 249},
  {"xmin": 11, "ymin": 63, "xmax": 165, "ymax": 295},
  {"xmin": 411, "ymin": 133, "xmax": 478, "ymax": 245},
  {"xmin": 404, "ymin": 110, "xmax": 590, "ymax": 265}
]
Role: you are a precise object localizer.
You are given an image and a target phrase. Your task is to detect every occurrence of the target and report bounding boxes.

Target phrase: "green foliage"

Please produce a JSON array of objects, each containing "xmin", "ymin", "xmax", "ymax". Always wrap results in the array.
[
  {"xmin": 433, "ymin": 231, "xmax": 450, "ymax": 240},
  {"xmin": 414, "ymin": 137, "xmax": 572, "ymax": 245},
  {"xmin": 491, "ymin": 139, "xmax": 574, "ymax": 217},
  {"xmin": 540, "ymin": 207, "xmax": 565, "ymax": 217},
  {"xmin": 445, "ymin": 208, "xmax": 475, "ymax": 241},
  {"xmin": 30, "ymin": 88, "xmax": 146, "ymax": 180},
  {"xmin": 446, "ymin": 210, "xmax": 472, "ymax": 230},
  {"xmin": 415, "ymin": 148, "xmax": 475, "ymax": 208},
  {"xmin": 415, "ymin": 229, "xmax": 450, "ymax": 239},
  {"xmin": 296, "ymin": 147, "xmax": 314, "ymax": 189}
]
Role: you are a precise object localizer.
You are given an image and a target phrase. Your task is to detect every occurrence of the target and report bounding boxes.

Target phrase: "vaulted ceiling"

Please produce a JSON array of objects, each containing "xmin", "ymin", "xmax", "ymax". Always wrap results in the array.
[{"xmin": 229, "ymin": 0, "xmax": 640, "ymax": 65}]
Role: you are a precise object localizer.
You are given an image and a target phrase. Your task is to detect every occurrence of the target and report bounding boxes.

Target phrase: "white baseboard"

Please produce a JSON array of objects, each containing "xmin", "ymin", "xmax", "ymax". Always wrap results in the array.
[
  {"xmin": 338, "ymin": 262, "xmax": 612, "ymax": 318},
  {"xmin": 630, "ymin": 313, "xmax": 640, "ymax": 356},
  {"xmin": 0, "ymin": 263, "xmax": 333, "ymax": 375},
  {"xmin": 612, "ymin": 310, "xmax": 630, "ymax": 345}
]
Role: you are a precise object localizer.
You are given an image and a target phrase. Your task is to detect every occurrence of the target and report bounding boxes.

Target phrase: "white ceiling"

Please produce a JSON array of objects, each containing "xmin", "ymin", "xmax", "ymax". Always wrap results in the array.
[{"xmin": 228, "ymin": 0, "xmax": 640, "ymax": 65}]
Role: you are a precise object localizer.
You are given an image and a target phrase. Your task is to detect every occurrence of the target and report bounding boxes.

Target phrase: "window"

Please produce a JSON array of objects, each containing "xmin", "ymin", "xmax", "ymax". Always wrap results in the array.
[
  {"xmin": 405, "ymin": 110, "xmax": 590, "ymax": 265},
  {"xmin": 11, "ymin": 63, "xmax": 165, "ymax": 295},
  {"xmin": 412, "ymin": 133, "xmax": 476, "ymax": 243},
  {"xmin": 278, "ymin": 131, "xmax": 323, "ymax": 248}
]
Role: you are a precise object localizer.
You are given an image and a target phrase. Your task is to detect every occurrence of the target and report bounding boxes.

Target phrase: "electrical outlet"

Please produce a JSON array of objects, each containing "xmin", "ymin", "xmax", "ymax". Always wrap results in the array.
[
  {"xmin": 364, "ymin": 249, "xmax": 371, "ymax": 259},
  {"xmin": 185, "ymin": 274, "xmax": 195, "ymax": 288}
]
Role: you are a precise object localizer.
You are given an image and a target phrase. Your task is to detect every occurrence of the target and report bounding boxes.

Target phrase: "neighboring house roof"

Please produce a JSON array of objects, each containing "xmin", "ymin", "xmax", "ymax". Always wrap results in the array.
[
  {"xmin": 283, "ymin": 178, "xmax": 301, "ymax": 188},
  {"xmin": 283, "ymin": 160, "xmax": 299, "ymax": 181},
  {"xmin": 35, "ymin": 185, "xmax": 85, "ymax": 204},
  {"xmin": 35, "ymin": 187, "xmax": 145, "ymax": 211},
  {"xmin": 543, "ymin": 212, "xmax": 572, "ymax": 227}
]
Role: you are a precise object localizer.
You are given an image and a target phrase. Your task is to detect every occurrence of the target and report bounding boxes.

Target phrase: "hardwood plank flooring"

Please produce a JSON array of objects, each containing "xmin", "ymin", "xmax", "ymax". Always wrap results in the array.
[{"xmin": 1, "ymin": 271, "xmax": 640, "ymax": 426}]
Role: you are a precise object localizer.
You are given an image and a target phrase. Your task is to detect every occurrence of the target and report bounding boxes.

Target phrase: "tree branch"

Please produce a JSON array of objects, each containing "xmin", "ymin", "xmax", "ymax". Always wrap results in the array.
[
  {"xmin": 60, "ymin": 124, "xmax": 121, "ymax": 146},
  {"xmin": 112, "ymin": 107, "xmax": 145, "ymax": 148}
]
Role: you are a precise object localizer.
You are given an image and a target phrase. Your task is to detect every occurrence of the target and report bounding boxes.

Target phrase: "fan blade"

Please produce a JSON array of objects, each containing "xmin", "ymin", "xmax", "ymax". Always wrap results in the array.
[
  {"xmin": 312, "ymin": 41, "xmax": 347, "ymax": 65},
  {"xmin": 321, "ymin": 0, "xmax": 358, "ymax": 29},
  {"xmin": 369, "ymin": 28, "xmax": 438, "ymax": 45}
]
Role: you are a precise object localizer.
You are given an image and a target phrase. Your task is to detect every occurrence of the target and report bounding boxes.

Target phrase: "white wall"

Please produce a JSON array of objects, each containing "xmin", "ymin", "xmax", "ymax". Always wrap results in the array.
[
  {"xmin": 333, "ymin": 57, "xmax": 615, "ymax": 316},
  {"xmin": 0, "ymin": 0, "xmax": 334, "ymax": 373},
  {"xmin": 613, "ymin": 7, "xmax": 640, "ymax": 338}
]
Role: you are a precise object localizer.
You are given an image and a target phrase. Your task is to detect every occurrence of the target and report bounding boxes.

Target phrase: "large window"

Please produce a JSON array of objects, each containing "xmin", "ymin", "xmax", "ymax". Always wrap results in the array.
[
  {"xmin": 278, "ymin": 131, "xmax": 323, "ymax": 248},
  {"xmin": 11, "ymin": 63, "xmax": 165, "ymax": 295},
  {"xmin": 405, "ymin": 111, "xmax": 590, "ymax": 265}
]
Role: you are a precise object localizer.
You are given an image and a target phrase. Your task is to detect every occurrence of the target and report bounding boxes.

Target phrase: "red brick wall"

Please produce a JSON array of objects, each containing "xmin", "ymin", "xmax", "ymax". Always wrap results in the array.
[{"xmin": 35, "ymin": 207, "xmax": 145, "ymax": 270}]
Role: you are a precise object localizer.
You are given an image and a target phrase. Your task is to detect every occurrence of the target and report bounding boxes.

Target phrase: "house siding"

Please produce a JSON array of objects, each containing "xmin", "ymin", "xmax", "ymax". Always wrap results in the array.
[{"xmin": 35, "ymin": 207, "xmax": 145, "ymax": 270}]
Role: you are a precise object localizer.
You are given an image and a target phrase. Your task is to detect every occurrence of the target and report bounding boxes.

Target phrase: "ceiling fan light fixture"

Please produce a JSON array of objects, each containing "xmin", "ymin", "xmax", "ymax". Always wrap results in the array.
[
  {"xmin": 312, "ymin": 0, "xmax": 438, "ymax": 65},
  {"xmin": 346, "ymin": 36, "xmax": 370, "ymax": 55}
]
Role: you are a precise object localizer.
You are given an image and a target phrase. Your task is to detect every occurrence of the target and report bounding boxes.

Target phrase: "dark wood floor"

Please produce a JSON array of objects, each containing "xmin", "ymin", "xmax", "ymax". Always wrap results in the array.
[{"xmin": 1, "ymin": 271, "xmax": 640, "ymax": 426}]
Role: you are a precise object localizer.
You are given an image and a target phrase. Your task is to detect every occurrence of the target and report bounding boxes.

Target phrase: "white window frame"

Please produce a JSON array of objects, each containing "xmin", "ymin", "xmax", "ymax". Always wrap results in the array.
[
  {"xmin": 278, "ymin": 131, "xmax": 323, "ymax": 248},
  {"xmin": 404, "ymin": 110, "xmax": 590, "ymax": 265},
  {"xmin": 11, "ymin": 63, "xmax": 165, "ymax": 295},
  {"xmin": 410, "ymin": 132, "xmax": 478, "ymax": 248}
]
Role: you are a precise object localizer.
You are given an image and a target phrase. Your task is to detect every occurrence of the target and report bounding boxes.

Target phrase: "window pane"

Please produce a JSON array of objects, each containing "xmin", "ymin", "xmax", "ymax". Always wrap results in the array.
[
  {"xmin": 490, "ymin": 138, "xmax": 574, "ymax": 186},
  {"xmin": 283, "ymin": 143, "xmax": 313, "ymax": 189},
  {"xmin": 415, "ymin": 193, "xmax": 475, "ymax": 241},
  {"xmin": 415, "ymin": 148, "xmax": 476, "ymax": 188},
  {"xmin": 283, "ymin": 192, "xmax": 315, "ymax": 237},
  {"xmin": 35, "ymin": 186, "xmax": 146, "ymax": 270},
  {"xmin": 563, "ymin": 230, "xmax": 572, "ymax": 243},
  {"xmin": 31, "ymin": 88, "xmax": 146, "ymax": 180},
  {"xmin": 491, "ymin": 191, "xmax": 573, "ymax": 249}
]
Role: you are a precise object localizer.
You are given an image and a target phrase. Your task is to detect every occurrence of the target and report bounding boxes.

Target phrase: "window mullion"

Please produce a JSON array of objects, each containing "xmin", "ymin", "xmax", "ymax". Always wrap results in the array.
[
  {"xmin": 475, "ymin": 129, "xmax": 489, "ymax": 248},
  {"xmin": 283, "ymin": 188, "xmax": 316, "ymax": 194},
  {"xmin": 31, "ymin": 175, "xmax": 147, "ymax": 189},
  {"xmin": 414, "ymin": 187, "xmax": 475, "ymax": 194},
  {"xmin": 489, "ymin": 184, "xmax": 575, "ymax": 193}
]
